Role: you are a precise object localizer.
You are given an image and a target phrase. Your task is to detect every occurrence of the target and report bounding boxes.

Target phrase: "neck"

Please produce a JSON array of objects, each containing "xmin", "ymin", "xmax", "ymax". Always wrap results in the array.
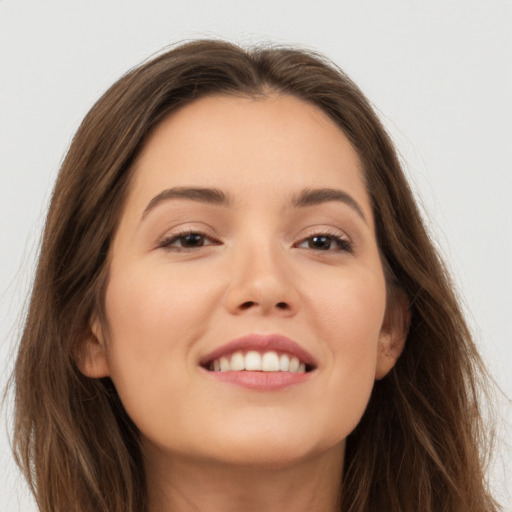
[{"xmin": 145, "ymin": 442, "xmax": 345, "ymax": 512}]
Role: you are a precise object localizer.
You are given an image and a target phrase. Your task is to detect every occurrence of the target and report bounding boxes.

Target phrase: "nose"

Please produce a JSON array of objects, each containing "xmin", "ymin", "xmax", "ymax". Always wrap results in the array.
[{"xmin": 223, "ymin": 244, "xmax": 299, "ymax": 317}]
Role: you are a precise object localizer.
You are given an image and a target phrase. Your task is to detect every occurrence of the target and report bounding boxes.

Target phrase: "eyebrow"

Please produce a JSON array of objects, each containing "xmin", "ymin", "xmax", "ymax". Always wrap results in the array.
[
  {"xmin": 291, "ymin": 187, "xmax": 367, "ymax": 223},
  {"xmin": 142, "ymin": 187, "xmax": 230, "ymax": 219},
  {"xmin": 141, "ymin": 186, "xmax": 366, "ymax": 223}
]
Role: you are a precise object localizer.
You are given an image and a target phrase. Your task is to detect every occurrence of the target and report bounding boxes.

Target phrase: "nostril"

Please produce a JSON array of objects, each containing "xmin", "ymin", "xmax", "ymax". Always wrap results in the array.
[{"xmin": 237, "ymin": 301, "xmax": 290, "ymax": 311}]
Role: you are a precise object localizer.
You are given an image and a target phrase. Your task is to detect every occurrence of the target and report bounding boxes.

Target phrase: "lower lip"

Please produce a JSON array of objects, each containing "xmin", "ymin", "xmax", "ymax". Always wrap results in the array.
[{"xmin": 203, "ymin": 369, "xmax": 311, "ymax": 391}]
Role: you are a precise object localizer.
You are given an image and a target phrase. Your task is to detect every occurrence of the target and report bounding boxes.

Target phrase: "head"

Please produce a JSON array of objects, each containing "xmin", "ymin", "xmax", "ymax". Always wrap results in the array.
[{"xmin": 13, "ymin": 40, "xmax": 496, "ymax": 512}]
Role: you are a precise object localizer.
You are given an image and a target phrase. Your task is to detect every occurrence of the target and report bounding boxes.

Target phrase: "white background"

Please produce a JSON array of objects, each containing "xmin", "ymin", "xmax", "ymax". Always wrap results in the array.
[{"xmin": 1, "ymin": 1, "xmax": 511, "ymax": 510}]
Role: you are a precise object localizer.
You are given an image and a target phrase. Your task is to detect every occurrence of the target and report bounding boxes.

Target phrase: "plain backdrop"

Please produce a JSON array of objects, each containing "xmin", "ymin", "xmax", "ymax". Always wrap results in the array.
[{"xmin": 1, "ymin": 1, "xmax": 511, "ymax": 510}]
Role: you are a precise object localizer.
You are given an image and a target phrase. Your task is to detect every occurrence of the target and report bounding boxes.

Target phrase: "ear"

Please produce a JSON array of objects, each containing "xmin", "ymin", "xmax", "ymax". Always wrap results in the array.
[
  {"xmin": 375, "ymin": 291, "xmax": 409, "ymax": 380},
  {"xmin": 76, "ymin": 317, "xmax": 111, "ymax": 378}
]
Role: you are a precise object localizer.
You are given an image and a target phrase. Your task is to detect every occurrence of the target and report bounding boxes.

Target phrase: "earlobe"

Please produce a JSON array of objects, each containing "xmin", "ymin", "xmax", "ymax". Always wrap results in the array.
[
  {"xmin": 77, "ymin": 319, "xmax": 110, "ymax": 379},
  {"xmin": 375, "ymin": 292, "xmax": 409, "ymax": 380}
]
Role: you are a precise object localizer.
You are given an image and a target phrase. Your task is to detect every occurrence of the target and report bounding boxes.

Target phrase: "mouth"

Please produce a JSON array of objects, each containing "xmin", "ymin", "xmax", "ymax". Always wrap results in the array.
[
  {"xmin": 199, "ymin": 334, "xmax": 317, "ymax": 375},
  {"xmin": 202, "ymin": 349, "xmax": 315, "ymax": 374}
]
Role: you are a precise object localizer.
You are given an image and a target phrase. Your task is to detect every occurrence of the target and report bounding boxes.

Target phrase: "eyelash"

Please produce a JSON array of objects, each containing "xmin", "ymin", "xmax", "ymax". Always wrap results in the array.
[
  {"xmin": 158, "ymin": 230, "xmax": 220, "ymax": 252},
  {"xmin": 158, "ymin": 229, "xmax": 353, "ymax": 254},
  {"xmin": 295, "ymin": 230, "xmax": 353, "ymax": 253}
]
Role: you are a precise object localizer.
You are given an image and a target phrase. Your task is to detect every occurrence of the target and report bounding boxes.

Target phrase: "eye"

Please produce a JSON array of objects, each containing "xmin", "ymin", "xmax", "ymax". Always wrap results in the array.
[
  {"xmin": 295, "ymin": 232, "xmax": 353, "ymax": 253},
  {"xmin": 158, "ymin": 231, "xmax": 220, "ymax": 252}
]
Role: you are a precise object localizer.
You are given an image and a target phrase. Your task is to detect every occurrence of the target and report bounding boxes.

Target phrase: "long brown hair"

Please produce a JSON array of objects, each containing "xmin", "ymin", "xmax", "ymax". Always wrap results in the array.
[{"xmin": 12, "ymin": 39, "xmax": 499, "ymax": 511}]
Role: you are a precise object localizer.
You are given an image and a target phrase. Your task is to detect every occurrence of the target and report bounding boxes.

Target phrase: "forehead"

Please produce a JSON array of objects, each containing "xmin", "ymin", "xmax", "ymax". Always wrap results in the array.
[{"xmin": 125, "ymin": 94, "xmax": 372, "ymax": 221}]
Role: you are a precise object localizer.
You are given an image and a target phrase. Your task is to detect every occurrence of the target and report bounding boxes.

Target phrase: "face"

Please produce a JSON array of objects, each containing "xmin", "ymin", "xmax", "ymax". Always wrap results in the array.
[{"xmin": 83, "ymin": 94, "xmax": 404, "ymax": 470}]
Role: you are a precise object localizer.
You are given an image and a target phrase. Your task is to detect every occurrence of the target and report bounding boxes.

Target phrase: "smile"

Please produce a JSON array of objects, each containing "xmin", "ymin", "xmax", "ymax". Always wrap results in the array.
[
  {"xmin": 199, "ymin": 334, "xmax": 317, "ymax": 391},
  {"xmin": 207, "ymin": 350, "xmax": 309, "ymax": 373}
]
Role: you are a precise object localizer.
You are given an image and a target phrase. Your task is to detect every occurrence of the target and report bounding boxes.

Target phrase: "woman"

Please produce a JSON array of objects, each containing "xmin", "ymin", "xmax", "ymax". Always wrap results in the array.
[{"xmin": 12, "ymin": 40, "xmax": 499, "ymax": 511}]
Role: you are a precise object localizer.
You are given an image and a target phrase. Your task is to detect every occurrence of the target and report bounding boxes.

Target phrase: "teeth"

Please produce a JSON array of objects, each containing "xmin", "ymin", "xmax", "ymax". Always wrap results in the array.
[
  {"xmin": 261, "ymin": 351, "xmax": 280, "ymax": 371},
  {"xmin": 245, "ymin": 351, "xmax": 261, "ymax": 371},
  {"xmin": 209, "ymin": 350, "xmax": 308, "ymax": 373},
  {"xmin": 288, "ymin": 356, "xmax": 300, "ymax": 373},
  {"xmin": 219, "ymin": 356, "xmax": 230, "ymax": 372},
  {"xmin": 230, "ymin": 351, "xmax": 245, "ymax": 371}
]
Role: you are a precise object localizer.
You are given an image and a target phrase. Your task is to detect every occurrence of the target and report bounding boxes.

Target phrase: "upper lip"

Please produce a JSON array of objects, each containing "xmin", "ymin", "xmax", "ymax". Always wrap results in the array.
[{"xmin": 199, "ymin": 333, "xmax": 317, "ymax": 368}]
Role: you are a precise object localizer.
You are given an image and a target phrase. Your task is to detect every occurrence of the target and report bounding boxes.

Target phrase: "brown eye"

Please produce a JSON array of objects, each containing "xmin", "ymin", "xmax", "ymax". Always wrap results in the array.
[
  {"xmin": 159, "ymin": 231, "xmax": 219, "ymax": 251},
  {"xmin": 308, "ymin": 235, "xmax": 334, "ymax": 250},
  {"xmin": 296, "ymin": 233, "xmax": 353, "ymax": 253},
  {"xmin": 178, "ymin": 233, "xmax": 206, "ymax": 248}
]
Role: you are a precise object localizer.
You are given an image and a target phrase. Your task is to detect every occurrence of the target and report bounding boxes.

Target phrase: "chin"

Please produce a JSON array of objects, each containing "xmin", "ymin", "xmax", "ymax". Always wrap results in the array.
[{"xmin": 195, "ymin": 424, "xmax": 342, "ymax": 469}]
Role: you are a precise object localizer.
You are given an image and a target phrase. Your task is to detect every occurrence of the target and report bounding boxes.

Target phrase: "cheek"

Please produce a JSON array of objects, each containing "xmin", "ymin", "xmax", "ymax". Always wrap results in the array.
[
  {"xmin": 304, "ymin": 269, "xmax": 386, "ymax": 428},
  {"xmin": 105, "ymin": 261, "xmax": 216, "ymax": 349},
  {"xmin": 101, "ymin": 264, "xmax": 218, "ymax": 418},
  {"xmin": 306, "ymin": 266, "xmax": 387, "ymax": 352}
]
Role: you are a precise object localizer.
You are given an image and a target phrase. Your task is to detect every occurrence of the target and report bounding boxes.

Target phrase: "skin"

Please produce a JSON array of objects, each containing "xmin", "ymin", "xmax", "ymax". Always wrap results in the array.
[{"xmin": 81, "ymin": 94, "xmax": 406, "ymax": 512}]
